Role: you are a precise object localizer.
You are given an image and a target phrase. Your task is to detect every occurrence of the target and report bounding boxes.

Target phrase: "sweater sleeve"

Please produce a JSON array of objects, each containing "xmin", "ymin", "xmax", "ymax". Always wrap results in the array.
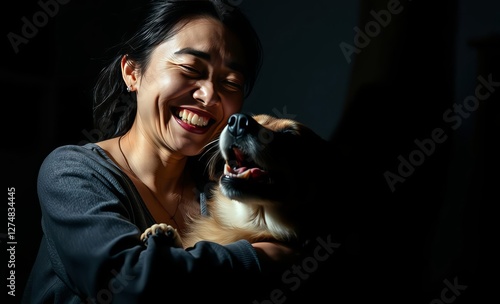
[{"xmin": 36, "ymin": 145, "xmax": 262, "ymax": 303}]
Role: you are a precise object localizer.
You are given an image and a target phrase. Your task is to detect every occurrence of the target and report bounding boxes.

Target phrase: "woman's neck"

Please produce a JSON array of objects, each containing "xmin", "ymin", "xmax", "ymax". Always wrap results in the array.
[
  {"xmin": 115, "ymin": 130, "xmax": 200, "ymax": 230},
  {"xmin": 119, "ymin": 130, "xmax": 188, "ymax": 195}
]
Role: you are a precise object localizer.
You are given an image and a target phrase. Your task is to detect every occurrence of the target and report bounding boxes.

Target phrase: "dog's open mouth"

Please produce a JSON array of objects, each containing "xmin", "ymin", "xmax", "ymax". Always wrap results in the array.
[{"xmin": 223, "ymin": 145, "xmax": 268, "ymax": 181}]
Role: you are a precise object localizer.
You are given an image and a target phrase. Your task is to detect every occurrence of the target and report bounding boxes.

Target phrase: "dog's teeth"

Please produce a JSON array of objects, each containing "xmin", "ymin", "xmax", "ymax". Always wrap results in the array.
[
  {"xmin": 239, "ymin": 170, "xmax": 251, "ymax": 179},
  {"xmin": 224, "ymin": 163, "xmax": 252, "ymax": 179},
  {"xmin": 224, "ymin": 164, "xmax": 231, "ymax": 175}
]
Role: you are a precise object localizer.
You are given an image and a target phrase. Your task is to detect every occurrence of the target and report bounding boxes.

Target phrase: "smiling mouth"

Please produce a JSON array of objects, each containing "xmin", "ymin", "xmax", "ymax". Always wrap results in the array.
[
  {"xmin": 177, "ymin": 108, "xmax": 210, "ymax": 127},
  {"xmin": 173, "ymin": 108, "xmax": 217, "ymax": 131}
]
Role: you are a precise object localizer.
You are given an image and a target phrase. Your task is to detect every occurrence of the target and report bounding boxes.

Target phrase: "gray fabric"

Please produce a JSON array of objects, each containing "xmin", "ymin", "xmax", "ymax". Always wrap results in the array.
[{"xmin": 22, "ymin": 143, "xmax": 262, "ymax": 303}]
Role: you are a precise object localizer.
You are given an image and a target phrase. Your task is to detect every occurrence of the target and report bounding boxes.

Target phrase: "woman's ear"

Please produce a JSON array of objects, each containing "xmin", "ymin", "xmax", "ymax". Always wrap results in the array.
[{"xmin": 121, "ymin": 55, "xmax": 138, "ymax": 91}]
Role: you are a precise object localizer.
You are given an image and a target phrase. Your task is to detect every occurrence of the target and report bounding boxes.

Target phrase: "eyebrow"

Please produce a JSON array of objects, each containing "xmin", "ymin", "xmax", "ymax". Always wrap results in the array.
[
  {"xmin": 174, "ymin": 47, "xmax": 246, "ymax": 75},
  {"xmin": 174, "ymin": 47, "xmax": 211, "ymax": 60}
]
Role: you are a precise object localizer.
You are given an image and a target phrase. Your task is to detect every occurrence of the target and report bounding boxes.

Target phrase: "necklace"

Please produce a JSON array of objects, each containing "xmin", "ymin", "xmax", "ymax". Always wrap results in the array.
[{"xmin": 118, "ymin": 135, "xmax": 182, "ymax": 228}]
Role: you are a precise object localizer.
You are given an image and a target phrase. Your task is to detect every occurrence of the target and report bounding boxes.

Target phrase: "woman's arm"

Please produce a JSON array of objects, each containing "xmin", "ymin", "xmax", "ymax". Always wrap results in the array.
[{"xmin": 36, "ymin": 145, "xmax": 263, "ymax": 302}]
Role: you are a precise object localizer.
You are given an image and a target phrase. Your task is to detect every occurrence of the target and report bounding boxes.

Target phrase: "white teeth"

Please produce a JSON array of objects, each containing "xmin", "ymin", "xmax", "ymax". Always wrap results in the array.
[
  {"xmin": 224, "ymin": 164, "xmax": 251, "ymax": 179},
  {"xmin": 178, "ymin": 109, "xmax": 209, "ymax": 127}
]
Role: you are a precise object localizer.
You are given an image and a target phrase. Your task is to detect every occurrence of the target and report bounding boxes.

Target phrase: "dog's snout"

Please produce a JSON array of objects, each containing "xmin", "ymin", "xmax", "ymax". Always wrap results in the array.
[{"xmin": 227, "ymin": 113, "xmax": 256, "ymax": 137}]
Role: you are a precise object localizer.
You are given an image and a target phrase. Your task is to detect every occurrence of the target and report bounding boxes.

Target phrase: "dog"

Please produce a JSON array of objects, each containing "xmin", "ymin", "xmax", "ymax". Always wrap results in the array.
[{"xmin": 140, "ymin": 113, "xmax": 331, "ymax": 249}]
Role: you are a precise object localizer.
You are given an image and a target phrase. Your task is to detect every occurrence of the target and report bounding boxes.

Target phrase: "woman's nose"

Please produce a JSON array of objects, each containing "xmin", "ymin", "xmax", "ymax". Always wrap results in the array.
[{"xmin": 193, "ymin": 80, "xmax": 220, "ymax": 106}]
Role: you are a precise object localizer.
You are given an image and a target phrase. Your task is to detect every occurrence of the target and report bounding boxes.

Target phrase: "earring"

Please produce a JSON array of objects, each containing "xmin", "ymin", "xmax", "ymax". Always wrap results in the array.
[{"xmin": 126, "ymin": 86, "xmax": 131, "ymax": 93}]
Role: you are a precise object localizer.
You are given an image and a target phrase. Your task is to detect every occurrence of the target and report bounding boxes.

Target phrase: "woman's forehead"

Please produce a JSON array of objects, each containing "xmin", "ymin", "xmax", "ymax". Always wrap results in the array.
[{"xmin": 167, "ymin": 17, "xmax": 245, "ymax": 61}]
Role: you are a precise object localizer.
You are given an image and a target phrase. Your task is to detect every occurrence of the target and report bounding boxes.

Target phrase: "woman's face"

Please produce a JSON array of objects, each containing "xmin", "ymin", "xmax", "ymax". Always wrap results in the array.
[{"xmin": 131, "ymin": 17, "xmax": 246, "ymax": 156}]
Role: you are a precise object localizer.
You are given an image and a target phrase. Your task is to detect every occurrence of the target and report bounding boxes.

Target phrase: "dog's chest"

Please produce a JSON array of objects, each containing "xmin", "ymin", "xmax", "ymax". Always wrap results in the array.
[{"xmin": 214, "ymin": 197, "xmax": 257, "ymax": 227}]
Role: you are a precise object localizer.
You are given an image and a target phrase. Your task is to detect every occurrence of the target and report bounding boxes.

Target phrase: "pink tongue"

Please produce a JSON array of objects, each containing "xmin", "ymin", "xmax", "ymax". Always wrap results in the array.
[
  {"xmin": 233, "ymin": 167, "xmax": 248, "ymax": 174},
  {"xmin": 249, "ymin": 168, "xmax": 266, "ymax": 178},
  {"xmin": 233, "ymin": 167, "xmax": 266, "ymax": 178}
]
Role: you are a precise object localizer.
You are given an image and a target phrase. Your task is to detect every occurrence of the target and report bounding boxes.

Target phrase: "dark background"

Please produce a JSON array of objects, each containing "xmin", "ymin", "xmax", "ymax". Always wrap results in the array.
[{"xmin": 2, "ymin": 0, "xmax": 499, "ymax": 303}]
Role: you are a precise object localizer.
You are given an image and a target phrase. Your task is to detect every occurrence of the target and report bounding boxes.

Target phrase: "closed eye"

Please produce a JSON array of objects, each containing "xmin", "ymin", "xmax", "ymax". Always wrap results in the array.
[
  {"xmin": 180, "ymin": 65, "xmax": 202, "ymax": 77},
  {"xmin": 222, "ymin": 79, "xmax": 243, "ymax": 92}
]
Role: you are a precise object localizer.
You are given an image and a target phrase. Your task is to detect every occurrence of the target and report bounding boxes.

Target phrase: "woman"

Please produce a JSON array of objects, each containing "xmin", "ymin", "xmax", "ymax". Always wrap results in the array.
[{"xmin": 22, "ymin": 1, "xmax": 295, "ymax": 303}]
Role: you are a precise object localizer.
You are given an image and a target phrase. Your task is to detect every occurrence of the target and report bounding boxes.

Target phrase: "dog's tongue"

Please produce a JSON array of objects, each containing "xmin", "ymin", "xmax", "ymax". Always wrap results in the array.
[
  {"xmin": 229, "ymin": 147, "xmax": 267, "ymax": 179},
  {"xmin": 233, "ymin": 167, "xmax": 266, "ymax": 179}
]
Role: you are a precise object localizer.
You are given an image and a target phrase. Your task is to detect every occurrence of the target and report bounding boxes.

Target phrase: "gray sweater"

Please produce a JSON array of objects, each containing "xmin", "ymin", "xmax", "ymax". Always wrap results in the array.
[{"xmin": 22, "ymin": 143, "xmax": 262, "ymax": 303}]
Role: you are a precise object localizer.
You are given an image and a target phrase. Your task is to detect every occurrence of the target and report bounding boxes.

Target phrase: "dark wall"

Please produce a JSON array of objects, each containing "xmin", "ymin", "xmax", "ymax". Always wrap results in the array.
[
  {"xmin": 239, "ymin": 0, "xmax": 358, "ymax": 140},
  {"xmin": 2, "ymin": 0, "xmax": 498, "ymax": 303}
]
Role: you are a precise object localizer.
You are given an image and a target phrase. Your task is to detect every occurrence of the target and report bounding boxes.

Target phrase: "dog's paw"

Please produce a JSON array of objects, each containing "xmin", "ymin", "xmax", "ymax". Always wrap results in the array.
[{"xmin": 141, "ymin": 223, "xmax": 183, "ymax": 248}]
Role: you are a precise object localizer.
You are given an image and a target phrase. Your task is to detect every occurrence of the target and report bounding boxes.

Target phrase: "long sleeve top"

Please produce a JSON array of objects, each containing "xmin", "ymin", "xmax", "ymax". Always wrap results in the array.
[{"xmin": 21, "ymin": 143, "xmax": 263, "ymax": 304}]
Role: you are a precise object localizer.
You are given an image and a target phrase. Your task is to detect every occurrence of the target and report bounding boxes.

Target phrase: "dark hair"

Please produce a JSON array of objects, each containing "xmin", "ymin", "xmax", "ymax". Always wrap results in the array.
[{"xmin": 92, "ymin": 0, "xmax": 263, "ymax": 140}]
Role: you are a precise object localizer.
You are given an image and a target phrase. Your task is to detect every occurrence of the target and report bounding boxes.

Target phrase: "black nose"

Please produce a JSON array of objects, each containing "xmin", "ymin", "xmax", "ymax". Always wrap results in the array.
[{"xmin": 227, "ymin": 113, "xmax": 255, "ymax": 137}]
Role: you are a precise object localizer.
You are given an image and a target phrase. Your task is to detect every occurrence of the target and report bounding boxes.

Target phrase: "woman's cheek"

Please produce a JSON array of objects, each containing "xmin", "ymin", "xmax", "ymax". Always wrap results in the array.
[
  {"xmin": 225, "ymin": 97, "xmax": 244, "ymax": 116},
  {"xmin": 225, "ymin": 101, "xmax": 243, "ymax": 119}
]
